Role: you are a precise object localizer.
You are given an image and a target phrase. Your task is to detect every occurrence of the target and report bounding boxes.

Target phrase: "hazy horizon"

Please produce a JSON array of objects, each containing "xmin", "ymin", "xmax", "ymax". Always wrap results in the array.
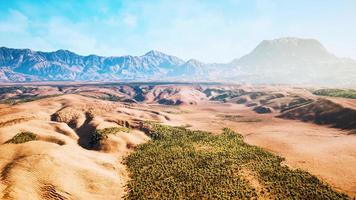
[
  {"xmin": 0, "ymin": 36, "xmax": 337, "ymax": 62},
  {"xmin": 0, "ymin": 0, "xmax": 355, "ymax": 62}
]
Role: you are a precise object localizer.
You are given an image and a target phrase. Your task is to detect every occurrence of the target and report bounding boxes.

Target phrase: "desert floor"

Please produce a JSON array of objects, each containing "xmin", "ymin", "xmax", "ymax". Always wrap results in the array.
[
  {"xmin": 0, "ymin": 94, "xmax": 355, "ymax": 198},
  {"xmin": 152, "ymin": 102, "xmax": 356, "ymax": 196}
]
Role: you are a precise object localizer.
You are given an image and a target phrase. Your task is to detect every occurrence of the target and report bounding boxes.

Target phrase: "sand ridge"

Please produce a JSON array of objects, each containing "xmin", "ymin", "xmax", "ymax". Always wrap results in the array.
[{"xmin": 0, "ymin": 94, "xmax": 157, "ymax": 199}]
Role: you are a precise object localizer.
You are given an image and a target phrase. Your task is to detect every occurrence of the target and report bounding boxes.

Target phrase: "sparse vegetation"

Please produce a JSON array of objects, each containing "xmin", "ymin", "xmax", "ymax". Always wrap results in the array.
[
  {"xmin": 218, "ymin": 114, "xmax": 262, "ymax": 122},
  {"xmin": 81, "ymin": 93, "xmax": 137, "ymax": 103},
  {"xmin": 210, "ymin": 93, "xmax": 230, "ymax": 101},
  {"xmin": 253, "ymin": 106, "xmax": 273, "ymax": 114},
  {"xmin": 163, "ymin": 109, "xmax": 190, "ymax": 114},
  {"xmin": 203, "ymin": 88, "xmax": 226, "ymax": 97},
  {"xmin": 100, "ymin": 94, "xmax": 123, "ymax": 102},
  {"xmin": 125, "ymin": 123, "xmax": 349, "ymax": 199},
  {"xmin": 280, "ymin": 98, "xmax": 314, "ymax": 112},
  {"xmin": 0, "ymin": 94, "xmax": 61, "ymax": 105},
  {"xmin": 204, "ymin": 88, "xmax": 244, "ymax": 101},
  {"xmin": 5, "ymin": 131, "xmax": 37, "ymax": 144},
  {"xmin": 313, "ymin": 89, "xmax": 356, "ymax": 99},
  {"xmin": 90, "ymin": 127, "xmax": 130, "ymax": 146},
  {"xmin": 0, "ymin": 86, "xmax": 36, "ymax": 94}
]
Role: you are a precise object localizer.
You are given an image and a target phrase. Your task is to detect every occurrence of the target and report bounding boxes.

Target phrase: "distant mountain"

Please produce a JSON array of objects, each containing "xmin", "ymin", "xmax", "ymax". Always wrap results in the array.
[
  {"xmin": 235, "ymin": 37, "xmax": 337, "ymax": 66},
  {"xmin": 230, "ymin": 37, "xmax": 356, "ymax": 85},
  {"xmin": 0, "ymin": 47, "xmax": 186, "ymax": 81},
  {"xmin": 1, "ymin": 37, "xmax": 356, "ymax": 85},
  {"xmin": 169, "ymin": 59, "xmax": 208, "ymax": 78}
]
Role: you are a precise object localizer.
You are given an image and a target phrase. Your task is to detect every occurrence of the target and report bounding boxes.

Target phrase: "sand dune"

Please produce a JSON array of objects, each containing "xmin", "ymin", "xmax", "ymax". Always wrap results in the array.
[{"xmin": 0, "ymin": 94, "xmax": 158, "ymax": 199}]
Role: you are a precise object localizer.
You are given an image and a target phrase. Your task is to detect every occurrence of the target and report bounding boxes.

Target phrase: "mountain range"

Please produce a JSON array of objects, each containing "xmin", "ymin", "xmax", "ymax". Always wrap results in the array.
[{"xmin": 1, "ymin": 37, "xmax": 355, "ymax": 85}]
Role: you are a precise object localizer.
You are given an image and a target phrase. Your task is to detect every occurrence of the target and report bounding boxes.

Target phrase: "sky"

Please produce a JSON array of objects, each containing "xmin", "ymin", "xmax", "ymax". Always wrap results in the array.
[{"xmin": 0, "ymin": 0, "xmax": 355, "ymax": 62}]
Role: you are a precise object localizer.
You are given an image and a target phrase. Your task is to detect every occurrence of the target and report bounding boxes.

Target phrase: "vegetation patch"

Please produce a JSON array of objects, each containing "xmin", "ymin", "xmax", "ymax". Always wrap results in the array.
[
  {"xmin": 88, "ymin": 94, "xmax": 124, "ymax": 102},
  {"xmin": 125, "ymin": 123, "xmax": 349, "ymax": 199},
  {"xmin": 5, "ymin": 131, "xmax": 37, "ymax": 144},
  {"xmin": 218, "ymin": 114, "xmax": 262, "ymax": 122},
  {"xmin": 313, "ymin": 89, "xmax": 356, "ymax": 99},
  {"xmin": 90, "ymin": 126, "xmax": 130, "ymax": 147},
  {"xmin": 0, "ymin": 86, "xmax": 36, "ymax": 94},
  {"xmin": 81, "ymin": 94, "xmax": 137, "ymax": 104},
  {"xmin": 218, "ymin": 114, "xmax": 243, "ymax": 121},
  {"xmin": 0, "ymin": 94, "xmax": 61, "ymax": 105},
  {"xmin": 0, "ymin": 86, "xmax": 61, "ymax": 105},
  {"xmin": 162, "ymin": 109, "xmax": 190, "ymax": 114}
]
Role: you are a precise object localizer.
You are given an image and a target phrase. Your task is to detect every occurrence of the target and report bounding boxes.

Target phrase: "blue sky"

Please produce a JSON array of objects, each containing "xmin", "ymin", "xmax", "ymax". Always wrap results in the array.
[{"xmin": 0, "ymin": 0, "xmax": 355, "ymax": 62}]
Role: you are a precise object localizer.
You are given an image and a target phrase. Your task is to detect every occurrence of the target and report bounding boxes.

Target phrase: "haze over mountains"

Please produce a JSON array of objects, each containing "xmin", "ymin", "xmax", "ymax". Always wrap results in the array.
[{"xmin": 1, "ymin": 37, "xmax": 355, "ymax": 85}]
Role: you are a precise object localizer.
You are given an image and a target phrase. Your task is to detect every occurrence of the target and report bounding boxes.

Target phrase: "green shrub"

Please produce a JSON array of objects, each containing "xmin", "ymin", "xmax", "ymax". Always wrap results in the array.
[
  {"xmin": 218, "ymin": 114, "xmax": 262, "ymax": 122},
  {"xmin": 5, "ymin": 131, "xmax": 37, "ymax": 144},
  {"xmin": 0, "ymin": 86, "xmax": 35, "ymax": 95},
  {"xmin": 0, "ymin": 94, "xmax": 61, "ymax": 105},
  {"xmin": 90, "ymin": 126, "xmax": 130, "ymax": 146},
  {"xmin": 313, "ymin": 89, "xmax": 356, "ymax": 99},
  {"xmin": 125, "ymin": 123, "xmax": 349, "ymax": 199}
]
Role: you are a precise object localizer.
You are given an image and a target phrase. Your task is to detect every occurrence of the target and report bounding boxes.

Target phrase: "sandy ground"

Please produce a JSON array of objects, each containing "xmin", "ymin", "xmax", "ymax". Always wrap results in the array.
[
  {"xmin": 327, "ymin": 96, "xmax": 356, "ymax": 109},
  {"xmin": 0, "ymin": 95, "xmax": 155, "ymax": 199},
  {"xmin": 0, "ymin": 93, "xmax": 355, "ymax": 198},
  {"xmin": 152, "ymin": 102, "xmax": 356, "ymax": 197}
]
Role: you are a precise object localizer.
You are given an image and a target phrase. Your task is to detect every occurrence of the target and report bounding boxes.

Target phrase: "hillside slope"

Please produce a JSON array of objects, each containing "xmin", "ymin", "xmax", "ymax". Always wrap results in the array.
[
  {"xmin": 278, "ymin": 98, "xmax": 356, "ymax": 131},
  {"xmin": 0, "ymin": 94, "xmax": 170, "ymax": 199}
]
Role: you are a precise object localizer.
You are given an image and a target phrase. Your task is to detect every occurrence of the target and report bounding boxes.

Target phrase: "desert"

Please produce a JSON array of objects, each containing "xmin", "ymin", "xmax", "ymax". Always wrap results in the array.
[
  {"xmin": 1, "ymin": 1, "xmax": 356, "ymax": 198},
  {"xmin": 0, "ymin": 82, "xmax": 355, "ymax": 199}
]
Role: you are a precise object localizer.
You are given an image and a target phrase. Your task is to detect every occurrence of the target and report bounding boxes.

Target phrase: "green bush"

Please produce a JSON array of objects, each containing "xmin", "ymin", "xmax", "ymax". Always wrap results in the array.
[
  {"xmin": 0, "ymin": 86, "xmax": 35, "ymax": 94},
  {"xmin": 5, "ymin": 131, "xmax": 37, "ymax": 144},
  {"xmin": 313, "ymin": 89, "xmax": 356, "ymax": 99},
  {"xmin": 0, "ymin": 94, "xmax": 61, "ymax": 105},
  {"xmin": 90, "ymin": 126, "xmax": 130, "ymax": 146},
  {"xmin": 125, "ymin": 123, "xmax": 349, "ymax": 199}
]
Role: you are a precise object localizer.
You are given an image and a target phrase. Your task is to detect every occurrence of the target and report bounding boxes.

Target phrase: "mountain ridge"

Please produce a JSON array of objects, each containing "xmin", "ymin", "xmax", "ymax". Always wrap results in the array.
[{"xmin": 1, "ymin": 37, "xmax": 356, "ymax": 85}]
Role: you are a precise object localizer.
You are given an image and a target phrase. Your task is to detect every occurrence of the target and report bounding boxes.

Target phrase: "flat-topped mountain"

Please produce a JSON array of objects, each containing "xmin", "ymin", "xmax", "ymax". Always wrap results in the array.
[
  {"xmin": 234, "ymin": 37, "xmax": 337, "ymax": 66},
  {"xmin": 230, "ymin": 37, "xmax": 356, "ymax": 85},
  {"xmin": 1, "ymin": 37, "xmax": 356, "ymax": 85}
]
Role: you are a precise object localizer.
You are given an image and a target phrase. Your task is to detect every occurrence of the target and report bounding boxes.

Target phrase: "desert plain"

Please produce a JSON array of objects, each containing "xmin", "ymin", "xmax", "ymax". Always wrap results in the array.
[{"xmin": 0, "ymin": 82, "xmax": 355, "ymax": 199}]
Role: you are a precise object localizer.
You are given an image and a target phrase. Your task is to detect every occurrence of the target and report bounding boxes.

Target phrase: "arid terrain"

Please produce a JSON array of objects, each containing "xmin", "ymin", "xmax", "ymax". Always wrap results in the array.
[
  {"xmin": 0, "ymin": 82, "xmax": 355, "ymax": 199},
  {"xmin": 2, "ymin": 0, "xmax": 356, "ymax": 198}
]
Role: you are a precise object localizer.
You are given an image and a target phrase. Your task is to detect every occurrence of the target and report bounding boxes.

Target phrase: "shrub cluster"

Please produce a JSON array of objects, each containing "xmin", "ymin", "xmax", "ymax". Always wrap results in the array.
[
  {"xmin": 90, "ymin": 126, "xmax": 130, "ymax": 147},
  {"xmin": 125, "ymin": 123, "xmax": 349, "ymax": 199},
  {"xmin": 5, "ymin": 131, "xmax": 37, "ymax": 144},
  {"xmin": 313, "ymin": 89, "xmax": 356, "ymax": 99},
  {"xmin": 0, "ymin": 94, "xmax": 61, "ymax": 105}
]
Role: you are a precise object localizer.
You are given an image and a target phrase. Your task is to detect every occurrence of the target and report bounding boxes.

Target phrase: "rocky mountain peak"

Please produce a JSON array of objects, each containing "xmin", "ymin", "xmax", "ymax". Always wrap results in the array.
[
  {"xmin": 0, "ymin": 37, "xmax": 355, "ymax": 85},
  {"xmin": 143, "ymin": 50, "xmax": 166, "ymax": 57}
]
